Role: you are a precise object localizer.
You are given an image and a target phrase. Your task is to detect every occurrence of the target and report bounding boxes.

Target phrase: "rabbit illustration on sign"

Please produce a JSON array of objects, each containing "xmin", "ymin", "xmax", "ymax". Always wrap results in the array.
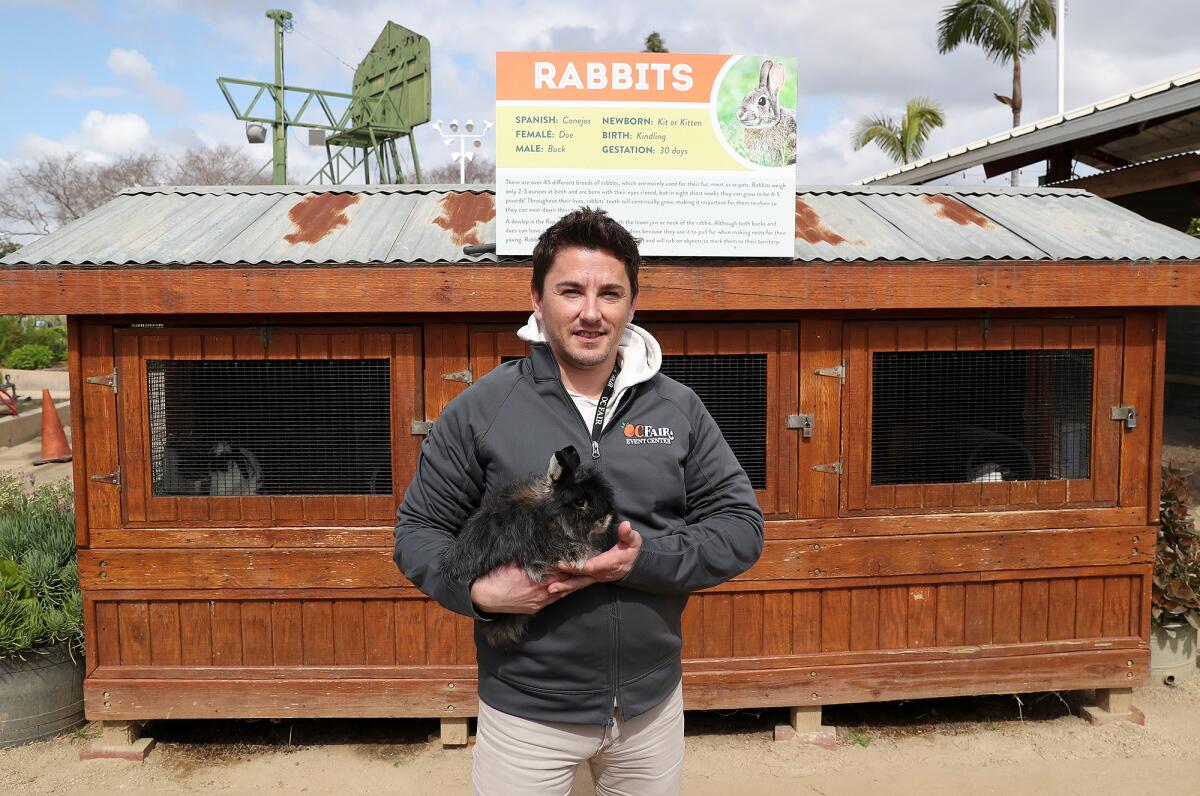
[
  {"xmin": 440, "ymin": 445, "xmax": 620, "ymax": 649},
  {"xmin": 736, "ymin": 59, "xmax": 797, "ymax": 167}
]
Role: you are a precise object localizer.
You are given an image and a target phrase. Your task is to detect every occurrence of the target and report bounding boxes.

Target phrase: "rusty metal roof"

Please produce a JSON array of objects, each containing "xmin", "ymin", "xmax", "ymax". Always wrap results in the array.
[{"xmin": 5, "ymin": 183, "xmax": 1200, "ymax": 267}]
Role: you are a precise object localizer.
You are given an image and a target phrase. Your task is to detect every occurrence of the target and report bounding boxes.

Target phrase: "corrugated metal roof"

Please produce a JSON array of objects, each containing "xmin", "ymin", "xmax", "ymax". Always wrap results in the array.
[
  {"xmin": 4, "ymin": 183, "xmax": 1200, "ymax": 267},
  {"xmin": 857, "ymin": 67, "xmax": 1200, "ymax": 185}
]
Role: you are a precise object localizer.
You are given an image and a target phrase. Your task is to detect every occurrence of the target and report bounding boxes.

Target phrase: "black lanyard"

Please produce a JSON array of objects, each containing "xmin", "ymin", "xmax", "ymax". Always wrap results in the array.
[{"xmin": 589, "ymin": 359, "xmax": 622, "ymax": 460}]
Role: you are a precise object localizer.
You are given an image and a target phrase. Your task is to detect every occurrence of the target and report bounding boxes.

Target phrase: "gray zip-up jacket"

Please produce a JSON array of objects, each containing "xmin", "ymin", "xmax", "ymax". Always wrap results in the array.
[{"xmin": 393, "ymin": 325, "xmax": 764, "ymax": 725}]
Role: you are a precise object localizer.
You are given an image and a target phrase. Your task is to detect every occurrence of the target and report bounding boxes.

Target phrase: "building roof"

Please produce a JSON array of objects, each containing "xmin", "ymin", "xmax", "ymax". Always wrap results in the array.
[
  {"xmin": 858, "ymin": 67, "xmax": 1200, "ymax": 186},
  {"xmin": 5, "ymin": 183, "xmax": 1200, "ymax": 267}
]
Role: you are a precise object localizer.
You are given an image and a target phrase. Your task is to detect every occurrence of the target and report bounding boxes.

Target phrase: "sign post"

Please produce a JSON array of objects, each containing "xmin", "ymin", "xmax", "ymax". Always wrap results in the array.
[{"xmin": 496, "ymin": 52, "xmax": 797, "ymax": 257}]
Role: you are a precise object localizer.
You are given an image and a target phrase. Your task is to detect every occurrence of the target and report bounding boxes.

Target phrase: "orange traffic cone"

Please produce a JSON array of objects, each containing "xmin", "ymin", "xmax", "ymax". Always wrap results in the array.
[{"xmin": 33, "ymin": 389, "xmax": 72, "ymax": 466}]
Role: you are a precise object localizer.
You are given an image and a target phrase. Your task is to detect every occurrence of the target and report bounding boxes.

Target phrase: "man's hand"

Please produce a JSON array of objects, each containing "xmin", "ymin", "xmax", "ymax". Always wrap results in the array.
[
  {"xmin": 470, "ymin": 561, "xmax": 568, "ymax": 615},
  {"xmin": 547, "ymin": 521, "xmax": 642, "ymax": 597}
]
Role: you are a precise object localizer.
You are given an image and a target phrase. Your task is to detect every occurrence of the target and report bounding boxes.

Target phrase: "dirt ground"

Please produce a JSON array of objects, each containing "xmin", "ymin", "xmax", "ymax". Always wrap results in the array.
[{"xmin": 1, "ymin": 675, "xmax": 1198, "ymax": 795}]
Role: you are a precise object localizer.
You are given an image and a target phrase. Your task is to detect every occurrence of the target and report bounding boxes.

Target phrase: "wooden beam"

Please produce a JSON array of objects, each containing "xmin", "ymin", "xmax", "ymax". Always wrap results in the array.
[
  {"xmin": 1057, "ymin": 153, "xmax": 1200, "ymax": 198},
  {"xmin": 6, "ymin": 262, "xmax": 1200, "ymax": 314},
  {"xmin": 77, "ymin": 526, "xmax": 1150, "ymax": 590}
]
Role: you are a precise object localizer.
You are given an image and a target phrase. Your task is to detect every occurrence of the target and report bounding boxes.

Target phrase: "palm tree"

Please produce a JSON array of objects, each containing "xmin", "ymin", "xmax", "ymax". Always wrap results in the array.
[
  {"xmin": 937, "ymin": 0, "xmax": 1057, "ymax": 185},
  {"xmin": 852, "ymin": 97, "xmax": 947, "ymax": 166}
]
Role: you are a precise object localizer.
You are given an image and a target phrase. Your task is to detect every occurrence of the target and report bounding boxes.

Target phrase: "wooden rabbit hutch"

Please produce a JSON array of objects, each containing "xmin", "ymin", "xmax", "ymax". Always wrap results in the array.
[{"xmin": 5, "ymin": 183, "xmax": 1200, "ymax": 740}]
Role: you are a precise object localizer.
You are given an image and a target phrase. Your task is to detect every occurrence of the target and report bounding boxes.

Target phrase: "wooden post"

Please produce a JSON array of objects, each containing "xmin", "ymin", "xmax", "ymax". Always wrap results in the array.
[
  {"xmin": 440, "ymin": 717, "xmax": 470, "ymax": 748},
  {"xmin": 774, "ymin": 705, "xmax": 836, "ymax": 748},
  {"xmin": 1080, "ymin": 687, "xmax": 1144, "ymax": 726},
  {"xmin": 80, "ymin": 720, "xmax": 157, "ymax": 761},
  {"xmin": 1096, "ymin": 687, "xmax": 1133, "ymax": 715}
]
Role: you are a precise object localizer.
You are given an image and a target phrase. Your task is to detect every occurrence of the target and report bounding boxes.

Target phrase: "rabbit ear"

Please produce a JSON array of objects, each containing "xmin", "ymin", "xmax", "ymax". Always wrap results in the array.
[
  {"xmin": 767, "ymin": 62, "xmax": 786, "ymax": 95},
  {"xmin": 547, "ymin": 446, "xmax": 580, "ymax": 482},
  {"xmin": 758, "ymin": 59, "xmax": 774, "ymax": 88}
]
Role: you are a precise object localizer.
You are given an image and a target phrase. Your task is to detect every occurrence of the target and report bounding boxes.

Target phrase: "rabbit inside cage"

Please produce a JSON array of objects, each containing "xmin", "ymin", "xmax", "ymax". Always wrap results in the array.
[{"xmin": 149, "ymin": 357, "xmax": 392, "ymax": 497}]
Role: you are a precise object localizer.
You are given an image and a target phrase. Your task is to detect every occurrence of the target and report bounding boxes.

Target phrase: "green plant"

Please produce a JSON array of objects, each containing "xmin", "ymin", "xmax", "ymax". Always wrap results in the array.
[
  {"xmin": 852, "ymin": 97, "xmax": 947, "ymax": 165},
  {"xmin": 1186, "ymin": 218, "xmax": 1200, "ymax": 238},
  {"xmin": 21, "ymin": 325, "xmax": 67, "ymax": 363},
  {"xmin": 937, "ymin": 0, "xmax": 1056, "ymax": 185},
  {"xmin": 1153, "ymin": 465, "xmax": 1200, "ymax": 629},
  {"xmin": 0, "ymin": 474, "xmax": 82, "ymax": 659},
  {"xmin": 4, "ymin": 343, "xmax": 55, "ymax": 370},
  {"xmin": 848, "ymin": 728, "xmax": 871, "ymax": 748}
]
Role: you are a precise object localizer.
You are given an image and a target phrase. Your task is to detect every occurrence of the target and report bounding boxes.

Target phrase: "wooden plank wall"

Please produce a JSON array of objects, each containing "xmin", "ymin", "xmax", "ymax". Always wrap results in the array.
[{"xmin": 75, "ymin": 313, "xmax": 1160, "ymax": 720}]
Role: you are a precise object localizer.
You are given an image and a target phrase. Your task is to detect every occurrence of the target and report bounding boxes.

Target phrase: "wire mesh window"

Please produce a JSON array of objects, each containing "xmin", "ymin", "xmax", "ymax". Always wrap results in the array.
[
  {"xmin": 147, "ymin": 360, "xmax": 392, "ymax": 496},
  {"xmin": 660, "ymin": 354, "xmax": 767, "ymax": 489},
  {"xmin": 871, "ymin": 349, "xmax": 1093, "ymax": 485}
]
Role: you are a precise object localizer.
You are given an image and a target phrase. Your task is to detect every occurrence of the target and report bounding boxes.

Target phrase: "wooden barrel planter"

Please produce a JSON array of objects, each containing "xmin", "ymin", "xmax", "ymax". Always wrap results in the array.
[{"xmin": 0, "ymin": 645, "xmax": 85, "ymax": 747}]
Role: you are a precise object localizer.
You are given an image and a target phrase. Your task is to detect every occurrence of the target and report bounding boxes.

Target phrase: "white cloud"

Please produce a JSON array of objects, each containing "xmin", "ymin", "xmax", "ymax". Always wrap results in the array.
[
  {"xmin": 79, "ymin": 109, "xmax": 152, "ymax": 154},
  {"xmin": 106, "ymin": 47, "xmax": 187, "ymax": 114}
]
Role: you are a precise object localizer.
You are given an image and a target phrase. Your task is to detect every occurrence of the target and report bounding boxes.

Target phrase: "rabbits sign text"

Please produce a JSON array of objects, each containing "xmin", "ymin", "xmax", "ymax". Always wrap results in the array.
[{"xmin": 496, "ymin": 52, "xmax": 798, "ymax": 258}]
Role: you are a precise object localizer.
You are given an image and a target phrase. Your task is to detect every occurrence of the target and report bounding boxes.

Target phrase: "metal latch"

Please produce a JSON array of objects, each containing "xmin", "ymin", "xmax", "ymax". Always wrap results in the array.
[
  {"xmin": 411, "ymin": 420, "xmax": 434, "ymax": 436},
  {"xmin": 787, "ymin": 414, "xmax": 814, "ymax": 438},
  {"xmin": 86, "ymin": 370, "xmax": 117, "ymax": 392},
  {"xmin": 814, "ymin": 365, "xmax": 845, "ymax": 382},
  {"xmin": 90, "ymin": 467, "xmax": 121, "ymax": 488},
  {"xmin": 443, "ymin": 369, "xmax": 472, "ymax": 384},
  {"xmin": 1111, "ymin": 406, "xmax": 1137, "ymax": 430},
  {"xmin": 812, "ymin": 461, "xmax": 843, "ymax": 474}
]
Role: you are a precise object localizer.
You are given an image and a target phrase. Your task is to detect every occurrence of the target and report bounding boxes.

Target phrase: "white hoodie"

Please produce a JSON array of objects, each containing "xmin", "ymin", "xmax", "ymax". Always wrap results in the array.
[{"xmin": 516, "ymin": 313, "xmax": 662, "ymax": 429}]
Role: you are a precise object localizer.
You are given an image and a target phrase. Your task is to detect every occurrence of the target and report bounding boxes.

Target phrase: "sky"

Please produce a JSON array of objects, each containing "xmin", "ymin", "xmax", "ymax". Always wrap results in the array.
[{"xmin": 1, "ymin": 0, "xmax": 1198, "ymax": 190}]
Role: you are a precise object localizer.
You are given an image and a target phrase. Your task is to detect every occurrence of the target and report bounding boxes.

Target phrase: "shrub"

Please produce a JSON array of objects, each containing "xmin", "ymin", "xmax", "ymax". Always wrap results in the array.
[
  {"xmin": 0, "ymin": 315, "xmax": 21, "ymax": 364},
  {"xmin": 22, "ymin": 325, "xmax": 67, "ymax": 363},
  {"xmin": 0, "ymin": 475, "xmax": 82, "ymax": 659},
  {"xmin": 4, "ymin": 343, "xmax": 55, "ymax": 370},
  {"xmin": 1154, "ymin": 465, "xmax": 1200, "ymax": 629}
]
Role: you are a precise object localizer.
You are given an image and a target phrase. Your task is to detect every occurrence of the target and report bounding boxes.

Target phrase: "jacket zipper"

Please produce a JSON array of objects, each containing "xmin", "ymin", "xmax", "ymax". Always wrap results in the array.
[{"xmin": 553, "ymin": 376, "xmax": 637, "ymax": 721}]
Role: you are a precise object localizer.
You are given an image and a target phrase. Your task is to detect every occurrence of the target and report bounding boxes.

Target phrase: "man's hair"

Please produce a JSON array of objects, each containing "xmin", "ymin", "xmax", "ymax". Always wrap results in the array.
[{"xmin": 531, "ymin": 207, "xmax": 640, "ymax": 299}]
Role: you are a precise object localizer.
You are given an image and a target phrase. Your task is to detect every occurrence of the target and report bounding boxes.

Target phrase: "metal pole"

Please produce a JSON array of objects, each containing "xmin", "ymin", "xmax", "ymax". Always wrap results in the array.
[
  {"xmin": 1056, "ymin": 0, "xmax": 1066, "ymax": 115},
  {"xmin": 266, "ymin": 9, "xmax": 293, "ymax": 184},
  {"xmin": 459, "ymin": 136, "xmax": 467, "ymax": 185}
]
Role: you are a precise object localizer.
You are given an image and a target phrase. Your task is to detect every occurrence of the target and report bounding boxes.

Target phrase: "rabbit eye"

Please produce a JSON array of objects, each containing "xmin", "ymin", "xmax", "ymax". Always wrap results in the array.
[
  {"xmin": 573, "ymin": 498, "xmax": 587, "ymax": 509},
  {"xmin": 757, "ymin": 97, "xmax": 766, "ymax": 106}
]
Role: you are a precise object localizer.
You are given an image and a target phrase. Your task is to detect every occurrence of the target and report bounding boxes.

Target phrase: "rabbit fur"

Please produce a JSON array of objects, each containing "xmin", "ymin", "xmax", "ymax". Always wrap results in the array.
[
  {"xmin": 737, "ymin": 59, "xmax": 797, "ymax": 167},
  {"xmin": 440, "ymin": 445, "xmax": 620, "ymax": 649}
]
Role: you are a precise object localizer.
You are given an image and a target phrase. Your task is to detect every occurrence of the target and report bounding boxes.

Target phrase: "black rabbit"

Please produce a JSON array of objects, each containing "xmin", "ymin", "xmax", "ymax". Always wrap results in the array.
[{"xmin": 441, "ymin": 445, "xmax": 620, "ymax": 649}]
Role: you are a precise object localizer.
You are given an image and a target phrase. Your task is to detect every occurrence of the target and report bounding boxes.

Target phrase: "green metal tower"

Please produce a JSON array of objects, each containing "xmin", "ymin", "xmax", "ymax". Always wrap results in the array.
[
  {"xmin": 218, "ymin": 12, "xmax": 431, "ymax": 184},
  {"xmin": 266, "ymin": 9, "xmax": 292, "ymax": 184}
]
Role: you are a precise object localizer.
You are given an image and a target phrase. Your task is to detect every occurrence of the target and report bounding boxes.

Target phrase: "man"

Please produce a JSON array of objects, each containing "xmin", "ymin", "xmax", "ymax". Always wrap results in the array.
[{"xmin": 394, "ymin": 207, "xmax": 764, "ymax": 795}]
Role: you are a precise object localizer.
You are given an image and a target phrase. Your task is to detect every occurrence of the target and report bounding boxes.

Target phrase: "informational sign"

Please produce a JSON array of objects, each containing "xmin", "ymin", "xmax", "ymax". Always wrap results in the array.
[{"xmin": 495, "ymin": 52, "xmax": 798, "ymax": 257}]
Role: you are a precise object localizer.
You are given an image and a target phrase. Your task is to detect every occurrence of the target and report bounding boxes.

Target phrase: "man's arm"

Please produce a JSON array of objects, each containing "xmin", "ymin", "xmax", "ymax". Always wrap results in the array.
[{"xmin": 393, "ymin": 402, "xmax": 492, "ymax": 620}]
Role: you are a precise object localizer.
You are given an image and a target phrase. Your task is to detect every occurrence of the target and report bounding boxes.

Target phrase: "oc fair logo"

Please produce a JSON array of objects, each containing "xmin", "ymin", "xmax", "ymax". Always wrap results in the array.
[{"xmin": 621, "ymin": 421, "xmax": 675, "ymax": 446}]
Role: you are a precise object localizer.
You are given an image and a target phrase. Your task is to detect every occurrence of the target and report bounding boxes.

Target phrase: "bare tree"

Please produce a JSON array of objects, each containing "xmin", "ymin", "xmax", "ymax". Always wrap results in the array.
[
  {"xmin": 421, "ymin": 158, "xmax": 496, "ymax": 185},
  {"xmin": 0, "ymin": 145, "xmax": 264, "ymax": 238},
  {"xmin": 170, "ymin": 143, "xmax": 266, "ymax": 185},
  {"xmin": 0, "ymin": 152, "xmax": 160, "ymax": 236}
]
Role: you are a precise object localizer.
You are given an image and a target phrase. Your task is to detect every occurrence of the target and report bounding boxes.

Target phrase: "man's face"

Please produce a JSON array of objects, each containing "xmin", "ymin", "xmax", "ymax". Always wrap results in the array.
[{"xmin": 531, "ymin": 246, "xmax": 636, "ymax": 373}]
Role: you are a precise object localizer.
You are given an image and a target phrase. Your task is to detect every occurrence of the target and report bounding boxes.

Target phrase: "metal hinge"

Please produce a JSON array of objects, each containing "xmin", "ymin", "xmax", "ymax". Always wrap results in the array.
[
  {"xmin": 812, "ymin": 461, "xmax": 843, "ymax": 475},
  {"xmin": 1111, "ymin": 405, "xmax": 1137, "ymax": 430},
  {"xmin": 411, "ymin": 420, "xmax": 434, "ymax": 436},
  {"xmin": 443, "ymin": 369, "xmax": 472, "ymax": 384},
  {"xmin": 86, "ymin": 370, "xmax": 117, "ymax": 392},
  {"xmin": 787, "ymin": 413, "xmax": 814, "ymax": 438},
  {"xmin": 814, "ymin": 365, "xmax": 845, "ymax": 382},
  {"xmin": 90, "ymin": 467, "xmax": 121, "ymax": 488}
]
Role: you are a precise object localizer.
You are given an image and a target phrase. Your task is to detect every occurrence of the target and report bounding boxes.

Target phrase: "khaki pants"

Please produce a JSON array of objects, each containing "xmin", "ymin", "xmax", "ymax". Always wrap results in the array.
[{"xmin": 472, "ymin": 680, "xmax": 684, "ymax": 796}]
